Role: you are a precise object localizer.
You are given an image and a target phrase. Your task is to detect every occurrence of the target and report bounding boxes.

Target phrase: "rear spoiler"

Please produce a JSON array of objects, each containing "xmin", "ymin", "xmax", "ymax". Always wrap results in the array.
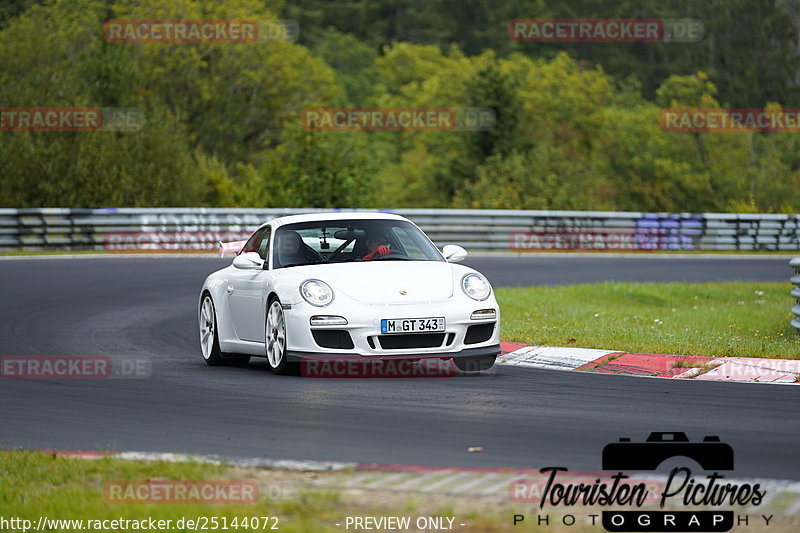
[{"xmin": 218, "ymin": 240, "xmax": 247, "ymax": 258}]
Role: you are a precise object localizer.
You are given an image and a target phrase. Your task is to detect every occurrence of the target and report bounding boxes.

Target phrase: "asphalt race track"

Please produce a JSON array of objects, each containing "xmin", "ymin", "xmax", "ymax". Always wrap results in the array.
[
  {"xmin": 464, "ymin": 253, "xmax": 794, "ymax": 286},
  {"xmin": 1, "ymin": 255, "xmax": 798, "ymax": 480}
]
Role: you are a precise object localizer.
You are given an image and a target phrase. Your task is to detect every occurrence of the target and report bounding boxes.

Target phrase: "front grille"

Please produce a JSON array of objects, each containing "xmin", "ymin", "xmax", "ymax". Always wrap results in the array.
[
  {"xmin": 377, "ymin": 333, "xmax": 445, "ymax": 349},
  {"xmin": 312, "ymin": 329, "xmax": 355, "ymax": 350},
  {"xmin": 464, "ymin": 323, "xmax": 495, "ymax": 345}
]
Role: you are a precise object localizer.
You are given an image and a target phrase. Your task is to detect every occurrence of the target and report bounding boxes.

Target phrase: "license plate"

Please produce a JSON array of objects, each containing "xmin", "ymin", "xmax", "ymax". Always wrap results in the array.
[{"xmin": 380, "ymin": 317, "xmax": 445, "ymax": 334}]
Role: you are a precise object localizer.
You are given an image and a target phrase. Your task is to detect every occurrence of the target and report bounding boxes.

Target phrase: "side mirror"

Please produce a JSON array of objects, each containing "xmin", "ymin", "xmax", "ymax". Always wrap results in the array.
[
  {"xmin": 442, "ymin": 244, "xmax": 468, "ymax": 263},
  {"xmin": 233, "ymin": 252, "xmax": 264, "ymax": 270}
]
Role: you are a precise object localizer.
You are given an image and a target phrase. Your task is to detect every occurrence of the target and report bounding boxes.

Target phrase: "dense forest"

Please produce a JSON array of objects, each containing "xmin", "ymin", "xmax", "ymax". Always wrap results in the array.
[{"xmin": 1, "ymin": 0, "xmax": 800, "ymax": 212}]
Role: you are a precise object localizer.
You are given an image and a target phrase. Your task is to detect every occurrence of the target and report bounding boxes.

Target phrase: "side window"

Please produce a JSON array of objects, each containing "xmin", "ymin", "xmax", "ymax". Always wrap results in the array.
[
  {"xmin": 241, "ymin": 227, "xmax": 270, "ymax": 261},
  {"xmin": 257, "ymin": 228, "xmax": 271, "ymax": 261}
]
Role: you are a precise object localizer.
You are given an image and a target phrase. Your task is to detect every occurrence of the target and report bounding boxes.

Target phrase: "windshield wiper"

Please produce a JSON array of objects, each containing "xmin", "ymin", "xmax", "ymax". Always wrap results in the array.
[{"xmin": 281, "ymin": 260, "xmax": 330, "ymax": 268}]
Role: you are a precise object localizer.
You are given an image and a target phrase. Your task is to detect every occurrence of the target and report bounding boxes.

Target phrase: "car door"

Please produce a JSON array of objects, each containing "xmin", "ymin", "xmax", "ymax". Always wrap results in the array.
[{"xmin": 227, "ymin": 226, "xmax": 272, "ymax": 342}]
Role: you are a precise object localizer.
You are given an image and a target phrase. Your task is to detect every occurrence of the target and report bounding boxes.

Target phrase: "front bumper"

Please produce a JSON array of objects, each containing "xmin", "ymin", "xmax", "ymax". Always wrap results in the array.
[
  {"xmin": 287, "ymin": 343, "xmax": 501, "ymax": 362},
  {"xmin": 283, "ymin": 297, "xmax": 501, "ymax": 360}
]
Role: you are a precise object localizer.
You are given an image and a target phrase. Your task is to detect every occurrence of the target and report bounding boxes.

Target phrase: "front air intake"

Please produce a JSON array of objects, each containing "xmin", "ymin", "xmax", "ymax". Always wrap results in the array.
[
  {"xmin": 312, "ymin": 330, "xmax": 355, "ymax": 350},
  {"xmin": 377, "ymin": 334, "xmax": 445, "ymax": 349},
  {"xmin": 464, "ymin": 323, "xmax": 495, "ymax": 345}
]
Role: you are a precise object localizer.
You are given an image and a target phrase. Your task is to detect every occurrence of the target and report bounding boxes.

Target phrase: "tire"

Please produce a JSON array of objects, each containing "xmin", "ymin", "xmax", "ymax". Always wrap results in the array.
[
  {"xmin": 453, "ymin": 355, "xmax": 496, "ymax": 372},
  {"xmin": 199, "ymin": 293, "xmax": 250, "ymax": 367},
  {"xmin": 199, "ymin": 294, "xmax": 224, "ymax": 366},
  {"xmin": 265, "ymin": 297, "xmax": 290, "ymax": 374}
]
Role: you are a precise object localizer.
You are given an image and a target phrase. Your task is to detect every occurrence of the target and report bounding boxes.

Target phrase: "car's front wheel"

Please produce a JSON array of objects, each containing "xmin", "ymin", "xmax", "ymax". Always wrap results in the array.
[
  {"xmin": 265, "ymin": 298, "xmax": 290, "ymax": 374},
  {"xmin": 453, "ymin": 355, "xmax": 496, "ymax": 372}
]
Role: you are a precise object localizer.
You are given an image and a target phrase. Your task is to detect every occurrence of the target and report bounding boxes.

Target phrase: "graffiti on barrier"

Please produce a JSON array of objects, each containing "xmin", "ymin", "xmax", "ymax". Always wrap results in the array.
[{"xmin": 509, "ymin": 215, "xmax": 704, "ymax": 251}]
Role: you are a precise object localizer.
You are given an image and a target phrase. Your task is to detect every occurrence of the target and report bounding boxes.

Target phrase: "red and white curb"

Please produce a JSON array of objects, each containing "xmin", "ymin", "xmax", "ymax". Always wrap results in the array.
[
  {"xmin": 498, "ymin": 343, "xmax": 621, "ymax": 370},
  {"xmin": 497, "ymin": 342, "xmax": 800, "ymax": 384}
]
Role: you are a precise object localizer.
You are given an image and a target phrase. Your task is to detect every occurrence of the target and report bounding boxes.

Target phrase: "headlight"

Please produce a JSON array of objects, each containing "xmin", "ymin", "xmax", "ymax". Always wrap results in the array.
[
  {"xmin": 300, "ymin": 279, "xmax": 334, "ymax": 307},
  {"xmin": 462, "ymin": 273, "xmax": 491, "ymax": 301}
]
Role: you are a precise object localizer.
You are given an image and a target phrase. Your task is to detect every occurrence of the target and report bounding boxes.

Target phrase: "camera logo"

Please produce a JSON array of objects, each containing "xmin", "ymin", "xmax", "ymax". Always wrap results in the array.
[
  {"xmin": 513, "ymin": 432, "xmax": 768, "ymax": 532},
  {"xmin": 600, "ymin": 433, "xmax": 763, "ymax": 532},
  {"xmin": 602, "ymin": 432, "xmax": 734, "ymax": 472}
]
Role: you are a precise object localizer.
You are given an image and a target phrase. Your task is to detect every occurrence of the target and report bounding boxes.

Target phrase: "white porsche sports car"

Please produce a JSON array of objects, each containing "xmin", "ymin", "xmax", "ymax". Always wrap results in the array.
[{"xmin": 198, "ymin": 212, "xmax": 500, "ymax": 374}]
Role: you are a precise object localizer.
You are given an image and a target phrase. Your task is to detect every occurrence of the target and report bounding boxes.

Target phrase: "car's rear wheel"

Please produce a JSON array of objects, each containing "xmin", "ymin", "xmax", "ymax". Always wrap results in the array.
[
  {"xmin": 199, "ymin": 294, "xmax": 224, "ymax": 366},
  {"xmin": 265, "ymin": 298, "xmax": 290, "ymax": 374},
  {"xmin": 453, "ymin": 355, "xmax": 496, "ymax": 372},
  {"xmin": 199, "ymin": 294, "xmax": 250, "ymax": 367}
]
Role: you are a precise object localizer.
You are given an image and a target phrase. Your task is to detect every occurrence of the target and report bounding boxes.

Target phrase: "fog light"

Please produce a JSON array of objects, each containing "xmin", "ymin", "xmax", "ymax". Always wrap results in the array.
[
  {"xmin": 310, "ymin": 315, "xmax": 348, "ymax": 326},
  {"xmin": 470, "ymin": 309, "xmax": 496, "ymax": 320}
]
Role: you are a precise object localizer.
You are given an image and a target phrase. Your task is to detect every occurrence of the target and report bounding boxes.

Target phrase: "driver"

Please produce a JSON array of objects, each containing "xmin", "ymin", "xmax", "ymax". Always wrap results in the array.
[{"xmin": 361, "ymin": 230, "xmax": 391, "ymax": 260}]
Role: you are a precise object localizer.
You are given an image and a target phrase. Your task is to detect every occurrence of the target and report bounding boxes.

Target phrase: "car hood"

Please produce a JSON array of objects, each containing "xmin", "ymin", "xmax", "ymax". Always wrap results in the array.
[{"xmin": 280, "ymin": 261, "xmax": 455, "ymax": 304}]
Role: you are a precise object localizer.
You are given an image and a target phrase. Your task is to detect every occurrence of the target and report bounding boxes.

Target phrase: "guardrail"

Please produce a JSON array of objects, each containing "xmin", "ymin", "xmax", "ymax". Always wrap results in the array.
[
  {"xmin": 0, "ymin": 207, "xmax": 799, "ymax": 252},
  {"xmin": 792, "ymin": 258, "xmax": 800, "ymax": 334}
]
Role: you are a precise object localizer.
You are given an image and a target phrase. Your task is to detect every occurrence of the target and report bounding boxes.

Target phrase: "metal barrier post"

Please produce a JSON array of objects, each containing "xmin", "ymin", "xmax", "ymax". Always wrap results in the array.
[{"xmin": 791, "ymin": 258, "xmax": 800, "ymax": 334}]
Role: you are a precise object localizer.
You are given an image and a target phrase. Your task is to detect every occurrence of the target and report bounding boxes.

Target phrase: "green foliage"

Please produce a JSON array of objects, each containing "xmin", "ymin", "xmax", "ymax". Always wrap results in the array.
[
  {"xmin": 656, "ymin": 71, "xmax": 718, "ymax": 108},
  {"xmin": 465, "ymin": 60, "xmax": 525, "ymax": 158},
  {"xmin": 311, "ymin": 27, "xmax": 379, "ymax": 105},
  {"xmin": 249, "ymin": 125, "xmax": 377, "ymax": 208},
  {"xmin": 1, "ymin": 0, "xmax": 800, "ymax": 213},
  {"xmin": 458, "ymin": 147, "xmax": 598, "ymax": 210},
  {"xmin": 286, "ymin": 0, "xmax": 800, "ymax": 108},
  {"xmin": 0, "ymin": 0, "xmax": 353, "ymax": 207}
]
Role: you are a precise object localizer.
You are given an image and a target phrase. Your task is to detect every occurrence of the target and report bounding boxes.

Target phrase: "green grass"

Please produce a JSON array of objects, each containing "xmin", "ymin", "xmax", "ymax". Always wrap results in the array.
[
  {"xmin": 497, "ymin": 281, "xmax": 800, "ymax": 359},
  {"xmin": 0, "ymin": 452, "xmax": 521, "ymax": 533},
  {"xmin": 0, "ymin": 452, "xmax": 345, "ymax": 533}
]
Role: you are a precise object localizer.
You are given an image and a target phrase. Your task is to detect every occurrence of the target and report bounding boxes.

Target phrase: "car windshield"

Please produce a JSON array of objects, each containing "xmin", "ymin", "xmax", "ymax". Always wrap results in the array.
[{"xmin": 272, "ymin": 219, "xmax": 444, "ymax": 268}]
